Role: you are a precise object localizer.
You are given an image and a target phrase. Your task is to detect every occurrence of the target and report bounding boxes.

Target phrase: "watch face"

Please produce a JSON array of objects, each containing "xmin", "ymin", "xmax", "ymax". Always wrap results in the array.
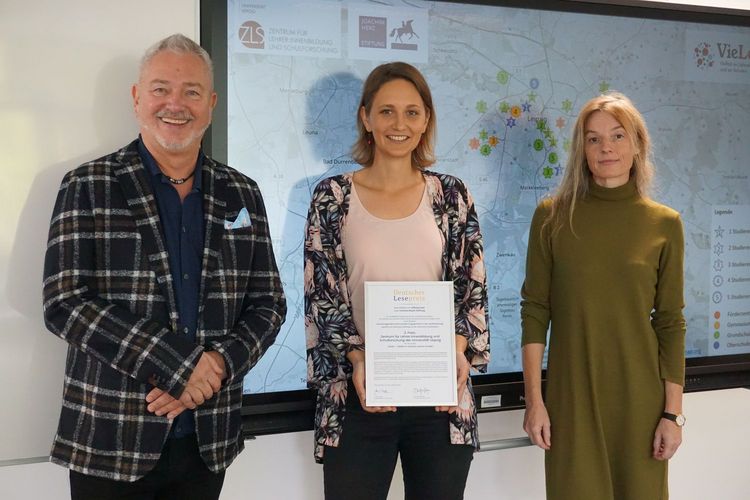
[{"xmin": 675, "ymin": 414, "xmax": 686, "ymax": 426}]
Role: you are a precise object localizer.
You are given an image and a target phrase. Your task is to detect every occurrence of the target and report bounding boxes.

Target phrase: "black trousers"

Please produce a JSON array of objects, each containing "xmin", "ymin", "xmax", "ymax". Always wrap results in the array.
[
  {"xmin": 69, "ymin": 436, "xmax": 225, "ymax": 500},
  {"xmin": 323, "ymin": 384, "xmax": 474, "ymax": 500}
]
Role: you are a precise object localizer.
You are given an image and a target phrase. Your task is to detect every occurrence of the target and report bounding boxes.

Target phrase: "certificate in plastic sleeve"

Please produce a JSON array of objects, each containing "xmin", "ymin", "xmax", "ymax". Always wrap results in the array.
[{"xmin": 364, "ymin": 281, "xmax": 457, "ymax": 406}]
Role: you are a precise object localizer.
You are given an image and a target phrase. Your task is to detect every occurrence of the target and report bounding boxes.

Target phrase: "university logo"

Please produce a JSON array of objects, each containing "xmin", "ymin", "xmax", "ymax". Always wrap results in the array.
[
  {"xmin": 239, "ymin": 20, "xmax": 265, "ymax": 49},
  {"xmin": 693, "ymin": 42, "xmax": 714, "ymax": 69}
]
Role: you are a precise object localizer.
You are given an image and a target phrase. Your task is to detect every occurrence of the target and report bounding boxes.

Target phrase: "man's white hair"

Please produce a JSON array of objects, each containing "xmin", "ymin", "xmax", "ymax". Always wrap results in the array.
[{"xmin": 140, "ymin": 33, "xmax": 214, "ymax": 86}]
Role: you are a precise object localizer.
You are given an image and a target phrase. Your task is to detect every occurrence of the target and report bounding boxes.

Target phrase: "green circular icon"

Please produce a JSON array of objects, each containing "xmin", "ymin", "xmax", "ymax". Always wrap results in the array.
[
  {"xmin": 497, "ymin": 70, "xmax": 510, "ymax": 85},
  {"xmin": 480, "ymin": 144, "xmax": 492, "ymax": 156},
  {"xmin": 714, "ymin": 331, "xmax": 721, "ymax": 339},
  {"xmin": 533, "ymin": 139, "xmax": 544, "ymax": 151},
  {"xmin": 548, "ymin": 152, "xmax": 558, "ymax": 164}
]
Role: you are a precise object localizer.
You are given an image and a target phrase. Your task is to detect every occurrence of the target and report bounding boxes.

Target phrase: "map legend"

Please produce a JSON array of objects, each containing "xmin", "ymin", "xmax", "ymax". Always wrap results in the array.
[{"xmin": 709, "ymin": 206, "xmax": 750, "ymax": 355}]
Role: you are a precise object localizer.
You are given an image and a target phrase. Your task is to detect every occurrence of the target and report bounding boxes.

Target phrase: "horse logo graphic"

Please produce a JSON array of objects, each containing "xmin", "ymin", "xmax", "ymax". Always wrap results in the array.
[{"xmin": 390, "ymin": 20, "xmax": 419, "ymax": 44}]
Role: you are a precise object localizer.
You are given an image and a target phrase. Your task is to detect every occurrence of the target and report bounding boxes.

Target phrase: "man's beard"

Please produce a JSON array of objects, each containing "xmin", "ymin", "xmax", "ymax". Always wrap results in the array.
[
  {"xmin": 151, "ymin": 123, "xmax": 209, "ymax": 152},
  {"xmin": 141, "ymin": 112, "xmax": 210, "ymax": 152}
]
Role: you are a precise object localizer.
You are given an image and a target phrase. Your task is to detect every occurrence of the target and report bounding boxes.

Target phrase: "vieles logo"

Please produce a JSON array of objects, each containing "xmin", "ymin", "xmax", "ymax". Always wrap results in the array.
[
  {"xmin": 716, "ymin": 42, "xmax": 750, "ymax": 60},
  {"xmin": 694, "ymin": 40, "xmax": 750, "ymax": 70},
  {"xmin": 693, "ymin": 42, "xmax": 714, "ymax": 69}
]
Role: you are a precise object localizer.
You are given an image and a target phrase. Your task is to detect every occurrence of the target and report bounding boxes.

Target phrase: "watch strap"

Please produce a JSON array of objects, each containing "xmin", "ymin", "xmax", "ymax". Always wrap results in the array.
[{"xmin": 661, "ymin": 411, "xmax": 686, "ymax": 426}]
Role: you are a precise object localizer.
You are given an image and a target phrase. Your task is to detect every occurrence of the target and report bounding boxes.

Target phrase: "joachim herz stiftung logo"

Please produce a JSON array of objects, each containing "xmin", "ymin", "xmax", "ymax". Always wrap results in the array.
[
  {"xmin": 359, "ymin": 17, "xmax": 420, "ymax": 51},
  {"xmin": 390, "ymin": 20, "xmax": 419, "ymax": 44}
]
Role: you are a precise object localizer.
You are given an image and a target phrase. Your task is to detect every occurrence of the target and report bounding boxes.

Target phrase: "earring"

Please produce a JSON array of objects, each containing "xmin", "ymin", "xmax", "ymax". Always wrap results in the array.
[{"xmin": 367, "ymin": 133, "xmax": 372, "ymax": 145}]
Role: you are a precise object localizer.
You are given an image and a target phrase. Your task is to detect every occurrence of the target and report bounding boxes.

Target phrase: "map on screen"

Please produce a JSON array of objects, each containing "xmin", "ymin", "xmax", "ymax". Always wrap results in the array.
[{"xmin": 226, "ymin": 0, "xmax": 750, "ymax": 395}]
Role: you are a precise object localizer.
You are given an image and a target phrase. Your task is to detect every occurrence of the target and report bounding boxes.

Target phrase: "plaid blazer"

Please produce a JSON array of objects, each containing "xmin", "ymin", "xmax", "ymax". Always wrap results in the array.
[{"xmin": 43, "ymin": 140, "xmax": 286, "ymax": 481}]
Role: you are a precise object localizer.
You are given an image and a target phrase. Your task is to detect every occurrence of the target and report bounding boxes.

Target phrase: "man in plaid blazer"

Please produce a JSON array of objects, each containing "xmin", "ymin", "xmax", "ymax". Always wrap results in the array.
[{"xmin": 42, "ymin": 34, "xmax": 286, "ymax": 499}]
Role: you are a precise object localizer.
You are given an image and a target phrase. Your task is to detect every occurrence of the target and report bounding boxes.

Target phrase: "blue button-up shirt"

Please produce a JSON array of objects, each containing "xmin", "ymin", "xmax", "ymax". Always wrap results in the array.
[{"xmin": 138, "ymin": 138, "xmax": 204, "ymax": 438}]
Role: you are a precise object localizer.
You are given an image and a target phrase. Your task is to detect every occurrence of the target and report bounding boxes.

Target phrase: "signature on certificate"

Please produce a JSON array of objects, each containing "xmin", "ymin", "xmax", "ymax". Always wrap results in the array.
[{"xmin": 412, "ymin": 387, "xmax": 431, "ymax": 399}]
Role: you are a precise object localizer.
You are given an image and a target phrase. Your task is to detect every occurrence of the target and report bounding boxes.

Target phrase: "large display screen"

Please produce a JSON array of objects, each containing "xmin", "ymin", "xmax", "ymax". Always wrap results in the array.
[{"xmin": 207, "ymin": 0, "xmax": 750, "ymax": 404}]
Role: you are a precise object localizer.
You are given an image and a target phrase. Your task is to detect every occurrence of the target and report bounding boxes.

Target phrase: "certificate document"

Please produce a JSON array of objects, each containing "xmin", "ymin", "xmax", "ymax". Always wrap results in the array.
[{"xmin": 364, "ymin": 281, "xmax": 457, "ymax": 406}]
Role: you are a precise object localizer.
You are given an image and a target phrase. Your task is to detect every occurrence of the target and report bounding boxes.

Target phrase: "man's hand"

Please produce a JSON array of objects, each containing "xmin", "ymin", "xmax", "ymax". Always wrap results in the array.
[
  {"xmin": 146, "ymin": 351, "xmax": 227, "ymax": 417},
  {"xmin": 179, "ymin": 351, "xmax": 226, "ymax": 408},
  {"xmin": 146, "ymin": 387, "xmax": 188, "ymax": 420},
  {"xmin": 204, "ymin": 351, "xmax": 227, "ymax": 380}
]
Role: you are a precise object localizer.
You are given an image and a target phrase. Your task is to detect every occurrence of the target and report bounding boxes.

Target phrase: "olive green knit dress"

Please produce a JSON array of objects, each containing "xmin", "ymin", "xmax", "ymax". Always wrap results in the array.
[{"xmin": 521, "ymin": 178, "xmax": 686, "ymax": 500}]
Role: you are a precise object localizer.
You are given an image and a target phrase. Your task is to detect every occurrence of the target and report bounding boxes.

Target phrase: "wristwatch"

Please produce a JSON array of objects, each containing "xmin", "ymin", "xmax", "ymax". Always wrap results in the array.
[{"xmin": 661, "ymin": 411, "xmax": 686, "ymax": 427}]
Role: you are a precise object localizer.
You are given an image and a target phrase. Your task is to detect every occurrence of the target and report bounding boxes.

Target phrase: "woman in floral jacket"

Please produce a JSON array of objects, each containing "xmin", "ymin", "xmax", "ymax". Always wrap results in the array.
[{"xmin": 304, "ymin": 62, "xmax": 490, "ymax": 500}]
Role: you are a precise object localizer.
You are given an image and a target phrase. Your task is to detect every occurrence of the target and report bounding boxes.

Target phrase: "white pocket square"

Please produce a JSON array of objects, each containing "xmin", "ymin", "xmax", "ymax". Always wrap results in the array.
[{"xmin": 224, "ymin": 207, "xmax": 252, "ymax": 230}]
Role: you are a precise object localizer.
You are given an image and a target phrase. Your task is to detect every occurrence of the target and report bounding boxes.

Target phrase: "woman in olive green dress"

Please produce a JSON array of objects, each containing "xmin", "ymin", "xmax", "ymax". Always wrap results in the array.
[{"xmin": 521, "ymin": 92, "xmax": 686, "ymax": 500}]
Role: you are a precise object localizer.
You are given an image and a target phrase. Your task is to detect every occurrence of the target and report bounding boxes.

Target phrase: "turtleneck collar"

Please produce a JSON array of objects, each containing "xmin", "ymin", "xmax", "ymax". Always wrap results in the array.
[{"xmin": 588, "ymin": 176, "xmax": 639, "ymax": 202}]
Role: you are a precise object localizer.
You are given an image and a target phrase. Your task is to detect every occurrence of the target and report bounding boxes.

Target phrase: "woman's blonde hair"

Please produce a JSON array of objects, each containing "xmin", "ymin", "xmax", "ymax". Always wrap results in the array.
[
  {"xmin": 546, "ymin": 91, "xmax": 654, "ymax": 234},
  {"xmin": 351, "ymin": 62, "xmax": 435, "ymax": 168}
]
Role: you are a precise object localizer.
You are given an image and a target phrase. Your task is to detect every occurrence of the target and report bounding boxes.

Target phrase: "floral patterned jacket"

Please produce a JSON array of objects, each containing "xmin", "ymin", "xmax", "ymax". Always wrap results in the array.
[{"xmin": 304, "ymin": 170, "xmax": 490, "ymax": 462}]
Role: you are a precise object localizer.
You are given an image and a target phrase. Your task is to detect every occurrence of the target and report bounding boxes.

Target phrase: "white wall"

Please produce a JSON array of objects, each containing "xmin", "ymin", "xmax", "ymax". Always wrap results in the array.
[
  {"xmin": 0, "ymin": 0, "xmax": 198, "ymax": 462},
  {"xmin": 1, "ymin": 1, "xmax": 748, "ymax": 499}
]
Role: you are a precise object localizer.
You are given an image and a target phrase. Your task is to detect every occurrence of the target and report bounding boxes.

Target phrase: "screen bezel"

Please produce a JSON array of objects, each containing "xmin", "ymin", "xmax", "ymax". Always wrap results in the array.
[{"xmin": 200, "ymin": 0, "xmax": 750, "ymax": 436}]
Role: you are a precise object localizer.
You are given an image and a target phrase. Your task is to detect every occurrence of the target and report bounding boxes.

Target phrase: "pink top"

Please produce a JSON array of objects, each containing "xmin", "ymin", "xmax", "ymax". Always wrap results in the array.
[{"xmin": 342, "ymin": 181, "xmax": 443, "ymax": 339}]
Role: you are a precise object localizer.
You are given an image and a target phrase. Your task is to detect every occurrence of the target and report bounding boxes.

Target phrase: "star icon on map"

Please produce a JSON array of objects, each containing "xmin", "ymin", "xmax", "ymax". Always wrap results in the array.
[{"xmin": 714, "ymin": 226, "xmax": 724, "ymax": 238}]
